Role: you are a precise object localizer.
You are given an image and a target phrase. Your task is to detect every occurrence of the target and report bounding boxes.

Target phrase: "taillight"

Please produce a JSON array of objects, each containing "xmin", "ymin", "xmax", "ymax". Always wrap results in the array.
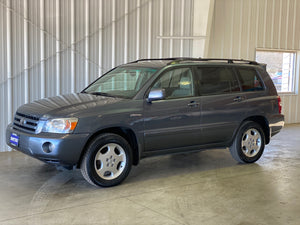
[{"xmin": 277, "ymin": 96, "xmax": 282, "ymax": 114}]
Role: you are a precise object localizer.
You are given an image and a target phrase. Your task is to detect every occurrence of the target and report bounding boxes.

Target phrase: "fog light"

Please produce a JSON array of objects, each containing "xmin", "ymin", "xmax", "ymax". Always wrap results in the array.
[{"xmin": 42, "ymin": 142, "xmax": 54, "ymax": 153}]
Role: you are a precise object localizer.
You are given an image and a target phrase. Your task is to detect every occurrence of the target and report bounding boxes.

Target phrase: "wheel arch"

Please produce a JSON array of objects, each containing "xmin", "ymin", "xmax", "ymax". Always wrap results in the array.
[
  {"xmin": 232, "ymin": 116, "xmax": 270, "ymax": 146},
  {"xmin": 77, "ymin": 127, "xmax": 140, "ymax": 168}
]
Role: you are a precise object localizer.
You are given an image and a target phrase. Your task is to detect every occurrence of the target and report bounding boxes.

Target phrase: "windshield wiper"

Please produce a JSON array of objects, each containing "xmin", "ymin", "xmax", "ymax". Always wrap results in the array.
[{"xmin": 89, "ymin": 92, "xmax": 116, "ymax": 98}]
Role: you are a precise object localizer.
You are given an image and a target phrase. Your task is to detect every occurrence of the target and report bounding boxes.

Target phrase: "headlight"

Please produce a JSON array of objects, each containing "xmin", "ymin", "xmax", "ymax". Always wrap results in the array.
[{"xmin": 42, "ymin": 118, "xmax": 78, "ymax": 133}]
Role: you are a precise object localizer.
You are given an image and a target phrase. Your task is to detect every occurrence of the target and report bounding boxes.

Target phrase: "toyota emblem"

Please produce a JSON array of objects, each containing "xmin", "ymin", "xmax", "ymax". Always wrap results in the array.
[{"xmin": 20, "ymin": 118, "xmax": 27, "ymax": 125}]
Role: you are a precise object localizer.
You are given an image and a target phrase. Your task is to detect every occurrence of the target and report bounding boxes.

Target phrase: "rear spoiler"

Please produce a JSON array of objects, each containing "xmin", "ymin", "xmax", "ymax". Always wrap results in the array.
[{"xmin": 259, "ymin": 63, "xmax": 267, "ymax": 70}]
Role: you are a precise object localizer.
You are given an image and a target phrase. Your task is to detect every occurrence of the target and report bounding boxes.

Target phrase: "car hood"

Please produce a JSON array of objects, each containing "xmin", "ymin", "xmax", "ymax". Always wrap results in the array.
[{"xmin": 16, "ymin": 93, "xmax": 125, "ymax": 119}]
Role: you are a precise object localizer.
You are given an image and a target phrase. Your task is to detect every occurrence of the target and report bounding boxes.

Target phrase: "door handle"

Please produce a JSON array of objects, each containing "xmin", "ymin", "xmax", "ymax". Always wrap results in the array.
[
  {"xmin": 233, "ymin": 96, "xmax": 244, "ymax": 102},
  {"xmin": 188, "ymin": 101, "xmax": 199, "ymax": 107}
]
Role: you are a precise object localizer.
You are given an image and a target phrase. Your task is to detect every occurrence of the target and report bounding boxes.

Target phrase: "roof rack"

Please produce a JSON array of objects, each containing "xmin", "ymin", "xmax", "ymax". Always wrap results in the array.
[
  {"xmin": 129, "ymin": 57, "xmax": 259, "ymax": 65},
  {"xmin": 128, "ymin": 57, "xmax": 196, "ymax": 64},
  {"xmin": 198, "ymin": 58, "xmax": 259, "ymax": 65}
]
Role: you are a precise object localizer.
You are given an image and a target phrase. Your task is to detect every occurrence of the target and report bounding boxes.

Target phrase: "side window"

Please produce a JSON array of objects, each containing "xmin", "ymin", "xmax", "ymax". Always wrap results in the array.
[
  {"xmin": 237, "ymin": 68, "xmax": 264, "ymax": 91},
  {"xmin": 197, "ymin": 67, "xmax": 240, "ymax": 96},
  {"xmin": 151, "ymin": 68, "xmax": 194, "ymax": 99}
]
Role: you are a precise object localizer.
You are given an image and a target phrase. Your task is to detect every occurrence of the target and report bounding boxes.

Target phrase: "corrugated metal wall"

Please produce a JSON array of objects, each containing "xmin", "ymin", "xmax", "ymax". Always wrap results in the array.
[
  {"xmin": 208, "ymin": 0, "xmax": 300, "ymax": 124},
  {"xmin": 1, "ymin": 0, "xmax": 299, "ymax": 152},
  {"xmin": 0, "ymin": 0, "xmax": 194, "ymax": 152}
]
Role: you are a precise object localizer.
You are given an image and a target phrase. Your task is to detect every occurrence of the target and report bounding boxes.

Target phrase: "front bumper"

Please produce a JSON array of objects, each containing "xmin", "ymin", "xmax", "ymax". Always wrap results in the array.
[{"xmin": 6, "ymin": 123, "xmax": 89, "ymax": 166}]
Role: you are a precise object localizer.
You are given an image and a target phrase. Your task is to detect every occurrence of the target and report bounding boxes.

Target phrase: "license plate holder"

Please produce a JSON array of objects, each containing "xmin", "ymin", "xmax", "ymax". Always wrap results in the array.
[{"xmin": 10, "ymin": 133, "xmax": 19, "ymax": 147}]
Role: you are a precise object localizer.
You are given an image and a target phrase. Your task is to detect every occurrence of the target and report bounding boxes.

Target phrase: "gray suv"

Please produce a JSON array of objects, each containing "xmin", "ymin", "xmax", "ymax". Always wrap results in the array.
[{"xmin": 6, "ymin": 58, "xmax": 284, "ymax": 187}]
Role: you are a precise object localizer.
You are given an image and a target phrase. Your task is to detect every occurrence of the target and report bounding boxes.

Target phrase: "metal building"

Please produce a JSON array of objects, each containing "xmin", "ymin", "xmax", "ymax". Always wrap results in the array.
[{"xmin": 1, "ymin": 0, "xmax": 300, "ymax": 151}]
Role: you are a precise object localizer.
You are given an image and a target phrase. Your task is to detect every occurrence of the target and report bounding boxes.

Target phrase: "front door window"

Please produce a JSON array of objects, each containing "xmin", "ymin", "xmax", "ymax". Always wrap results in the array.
[{"xmin": 151, "ymin": 67, "xmax": 194, "ymax": 99}]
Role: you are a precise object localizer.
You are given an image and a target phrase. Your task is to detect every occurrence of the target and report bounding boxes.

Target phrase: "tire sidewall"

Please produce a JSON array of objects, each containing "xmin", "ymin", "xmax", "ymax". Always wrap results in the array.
[
  {"xmin": 235, "ymin": 122, "xmax": 265, "ymax": 163},
  {"xmin": 86, "ymin": 134, "xmax": 132, "ymax": 187}
]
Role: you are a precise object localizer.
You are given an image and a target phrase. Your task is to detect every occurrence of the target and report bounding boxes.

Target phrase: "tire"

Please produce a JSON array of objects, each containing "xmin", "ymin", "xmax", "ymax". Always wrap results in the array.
[
  {"xmin": 230, "ymin": 121, "xmax": 265, "ymax": 163},
  {"xmin": 81, "ymin": 133, "xmax": 132, "ymax": 187}
]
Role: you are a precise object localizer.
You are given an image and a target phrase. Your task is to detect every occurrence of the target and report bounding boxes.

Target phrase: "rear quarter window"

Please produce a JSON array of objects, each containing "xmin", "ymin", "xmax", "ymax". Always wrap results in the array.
[{"xmin": 237, "ymin": 68, "xmax": 264, "ymax": 92}]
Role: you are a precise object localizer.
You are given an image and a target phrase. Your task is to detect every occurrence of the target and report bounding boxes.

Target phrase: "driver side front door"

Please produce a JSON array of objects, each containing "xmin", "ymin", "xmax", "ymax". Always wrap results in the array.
[{"xmin": 143, "ymin": 67, "xmax": 202, "ymax": 152}]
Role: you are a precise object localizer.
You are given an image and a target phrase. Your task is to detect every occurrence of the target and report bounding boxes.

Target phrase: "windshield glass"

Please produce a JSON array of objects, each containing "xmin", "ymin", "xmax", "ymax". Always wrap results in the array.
[{"xmin": 83, "ymin": 67, "xmax": 158, "ymax": 98}]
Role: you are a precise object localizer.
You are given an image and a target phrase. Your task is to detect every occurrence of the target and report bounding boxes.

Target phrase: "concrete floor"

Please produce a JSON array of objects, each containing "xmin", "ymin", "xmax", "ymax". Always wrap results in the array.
[{"xmin": 0, "ymin": 124, "xmax": 300, "ymax": 225}]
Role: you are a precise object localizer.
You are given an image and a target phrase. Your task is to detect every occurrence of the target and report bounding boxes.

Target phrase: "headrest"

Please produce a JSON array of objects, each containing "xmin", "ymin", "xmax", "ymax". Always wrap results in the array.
[{"xmin": 179, "ymin": 76, "xmax": 191, "ymax": 89}]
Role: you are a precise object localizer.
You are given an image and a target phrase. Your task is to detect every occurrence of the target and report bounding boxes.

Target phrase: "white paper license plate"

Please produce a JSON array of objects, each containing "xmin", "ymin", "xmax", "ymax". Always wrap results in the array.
[{"xmin": 10, "ymin": 133, "xmax": 19, "ymax": 147}]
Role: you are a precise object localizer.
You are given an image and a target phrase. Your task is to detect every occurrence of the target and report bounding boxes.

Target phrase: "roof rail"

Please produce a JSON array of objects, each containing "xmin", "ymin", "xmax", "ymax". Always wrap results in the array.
[
  {"xmin": 199, "ymin": 58, "xmax": 259, "ymax": 65},
  {"xmin": 128, "ymin": 57, "xmax": 197, "ymax": 64},
  {"xmin": 129, "ymin": 57, "xmax": 259, "ymax": 65}
]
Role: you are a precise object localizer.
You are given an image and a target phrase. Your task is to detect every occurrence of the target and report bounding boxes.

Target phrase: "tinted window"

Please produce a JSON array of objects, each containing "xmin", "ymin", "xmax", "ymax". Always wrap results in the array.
[
  {"xmin": 197, "ymin": 67, "xmax": 240, "ymax": 96},
  {"xmin": 237, "ymin": 68, "xmax": 264, "ymax": 91},
  {"xmin": 151, "ymin": 68, "xmax": 194, "ymax": 99}
]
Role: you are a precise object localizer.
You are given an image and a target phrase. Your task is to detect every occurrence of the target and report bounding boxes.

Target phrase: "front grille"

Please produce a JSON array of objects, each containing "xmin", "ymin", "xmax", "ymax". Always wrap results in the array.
[{"xmin": 13, "ymin": 112, "xmax": 40, "ymax": 133}]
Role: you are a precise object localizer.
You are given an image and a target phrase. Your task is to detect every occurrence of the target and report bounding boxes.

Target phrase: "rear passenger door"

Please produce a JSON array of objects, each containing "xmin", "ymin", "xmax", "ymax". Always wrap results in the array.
[
  {"xmin": 235, "ymin": 67, "xmax": 266, "ymax": 115},
  {"xmin": 196, "ymin": 66, "xmax": 248, "ymax": 145}
]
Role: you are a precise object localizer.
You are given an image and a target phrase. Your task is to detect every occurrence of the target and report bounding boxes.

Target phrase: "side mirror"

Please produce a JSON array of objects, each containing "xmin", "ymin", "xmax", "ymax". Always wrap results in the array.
[{"xmin": 147, "ymin": 89, "xmax": 165, "ymax": 103}]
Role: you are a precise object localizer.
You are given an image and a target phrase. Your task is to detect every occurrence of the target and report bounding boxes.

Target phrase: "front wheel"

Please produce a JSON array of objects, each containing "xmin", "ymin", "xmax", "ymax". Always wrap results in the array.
[
  {"xmin": 230, "ymin": 121, "xmax": 265, "ymax": 163},
  {"xmin": 81, "ymin": 133, "xmax": 132, "ymax": 187}
]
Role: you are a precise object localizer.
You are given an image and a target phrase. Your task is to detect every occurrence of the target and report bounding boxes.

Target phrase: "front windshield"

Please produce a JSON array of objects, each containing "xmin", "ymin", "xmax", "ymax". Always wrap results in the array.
[{"xmin": 83, "ymin": 67, "xmax": 158, "ymax": 98}]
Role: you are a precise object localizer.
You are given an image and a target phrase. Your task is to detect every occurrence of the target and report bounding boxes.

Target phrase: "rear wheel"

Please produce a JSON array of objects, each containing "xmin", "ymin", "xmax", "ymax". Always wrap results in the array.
[
  {"xmin": 81, "ymin": 133, "xmax": 132, "ymax": 187},
  {"xmin": 230, "ymin": 121, "xmax": 265, "ymax": 163}
]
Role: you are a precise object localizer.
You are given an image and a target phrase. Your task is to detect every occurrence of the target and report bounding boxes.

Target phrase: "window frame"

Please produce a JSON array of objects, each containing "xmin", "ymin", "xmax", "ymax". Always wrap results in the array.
[{"xmin": 255, "ymin": 48, "xmax": 297, "ymax": 94}]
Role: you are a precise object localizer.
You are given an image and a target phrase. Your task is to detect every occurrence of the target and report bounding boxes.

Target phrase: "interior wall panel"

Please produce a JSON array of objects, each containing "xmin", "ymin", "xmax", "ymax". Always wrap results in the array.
[
  {"xmin": 0, "ymin": 0, "xmax": 194, "ymax": 152},
  {"xmin": 208, "ymin": 0, "xmax": 300, "ymax": 125}
]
